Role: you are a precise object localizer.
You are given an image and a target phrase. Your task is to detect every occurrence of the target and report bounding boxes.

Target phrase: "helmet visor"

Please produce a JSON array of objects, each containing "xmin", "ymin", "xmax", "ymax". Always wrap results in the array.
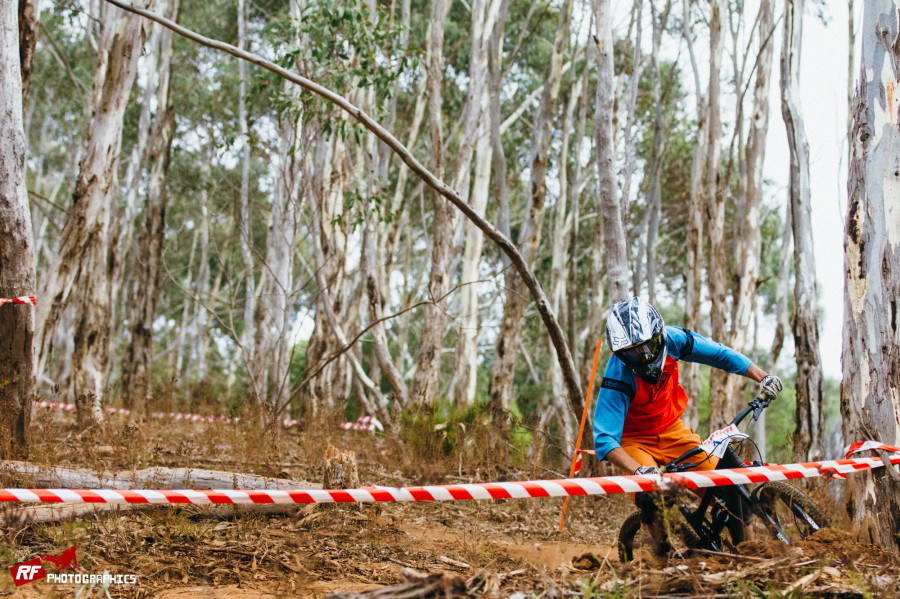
[{"xmin": 617, "ymin": 333, "xmax": 664, "ymax": 368}]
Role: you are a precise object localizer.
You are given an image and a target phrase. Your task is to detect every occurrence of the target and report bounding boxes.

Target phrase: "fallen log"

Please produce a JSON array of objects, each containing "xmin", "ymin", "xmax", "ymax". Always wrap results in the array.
[
  {"xmin": 0, "ymin": 462, "xmax": 320, "ymax": 524},
  {"xmin": 1, "ymin": 503, "xmax": 145, "ymax": 524},
  {"xmin": 2, "ymin": 500, "xmax": 315, "ymax": 525},
  {"xmin": 1, "ymin": 461, "xmax": 319, "ymax": 490}
]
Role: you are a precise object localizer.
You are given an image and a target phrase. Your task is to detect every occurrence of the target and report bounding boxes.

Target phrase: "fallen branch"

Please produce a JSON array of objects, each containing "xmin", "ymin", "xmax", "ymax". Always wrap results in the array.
[
  {"xmin": 99, "ymin": 0, "xmax": 585, "ymax": 422},
  {"xmin": 438, "ymin": 555, "xmax": 472, "ymax": 569}
]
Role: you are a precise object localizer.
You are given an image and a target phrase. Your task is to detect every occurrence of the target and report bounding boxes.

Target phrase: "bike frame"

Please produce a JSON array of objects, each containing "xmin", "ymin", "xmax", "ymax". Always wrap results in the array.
[{"xmin": 655, "ymin": 395, "xmax": 797, "ymax": 549}]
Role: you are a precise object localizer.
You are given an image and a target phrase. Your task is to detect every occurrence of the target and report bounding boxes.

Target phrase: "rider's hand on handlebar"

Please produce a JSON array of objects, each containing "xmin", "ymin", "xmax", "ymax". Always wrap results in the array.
[
  {"xmin": 634, "ymin": 466, "xmax": 662, "ymax": 476},
  {"xmin": 759, "ymin": 374, "xmax": 783, "ymax": 399}
]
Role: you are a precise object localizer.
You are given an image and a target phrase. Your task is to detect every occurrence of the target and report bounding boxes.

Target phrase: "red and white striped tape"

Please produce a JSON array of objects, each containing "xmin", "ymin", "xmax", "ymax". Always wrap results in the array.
[
  {"xmin": 844, "ymin": 440, "xmax": 900, "ymax": 458},
  {"xmin": 1, "ymin": 443, "xmax": 896, "ymax": 505},
  {"xmin": 34, "ymin": 401, "xmax": 76, "ymax": 412},
  {"xmin": 35, "ymin": 403, "xmax": 388, "ymax": 433},
  {"xmin": 33, "ymin": 402, "xmax": 300, "ymax": 427},
  {"xmin": 340, "ymin": 415, "xmax": 384, "ymax": 432},
  {"xmin": 0, "ymin": 295, "xmax": 36, "ymax": 306}
]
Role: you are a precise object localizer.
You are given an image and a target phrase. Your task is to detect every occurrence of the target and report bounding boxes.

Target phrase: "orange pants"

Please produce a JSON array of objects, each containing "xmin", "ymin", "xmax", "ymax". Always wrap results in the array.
[{"xmin": 621, "ymin": 418, "xmax": 718, "ymax": 472}]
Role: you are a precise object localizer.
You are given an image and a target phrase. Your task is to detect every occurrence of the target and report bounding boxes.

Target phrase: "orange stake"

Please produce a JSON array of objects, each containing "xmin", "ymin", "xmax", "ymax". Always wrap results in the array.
[{"xmin": 558, "ymin": 338, "xmax": 602, "ymax": 532}]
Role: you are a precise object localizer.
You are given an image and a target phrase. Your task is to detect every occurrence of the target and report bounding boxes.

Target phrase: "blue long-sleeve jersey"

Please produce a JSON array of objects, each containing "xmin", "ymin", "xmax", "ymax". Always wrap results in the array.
[{"xmin": 592, "ymin": 326, "xmax": 752, "ymax": 460}]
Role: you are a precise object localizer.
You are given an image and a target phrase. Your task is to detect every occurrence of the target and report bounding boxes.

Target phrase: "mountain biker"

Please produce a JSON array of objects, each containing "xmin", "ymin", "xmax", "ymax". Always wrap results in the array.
[
  {"xmin": 593, "ymin": 297, "xmax": 782, "ymax": 478},
  {"xmin": 593, "ymin": 297, "xmax": 782, "ymax": 553}
]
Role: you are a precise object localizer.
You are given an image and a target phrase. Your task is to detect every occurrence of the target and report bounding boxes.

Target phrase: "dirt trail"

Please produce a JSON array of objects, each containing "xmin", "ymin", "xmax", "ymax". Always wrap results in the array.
[{"xmin": 399, "ymin": 520, "xmax": 616, "ymax": 570}]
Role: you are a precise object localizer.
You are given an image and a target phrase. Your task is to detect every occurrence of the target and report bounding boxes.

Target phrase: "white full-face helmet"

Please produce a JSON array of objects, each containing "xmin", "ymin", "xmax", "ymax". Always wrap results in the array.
[{"xmin": 606, "ymin": 297, "xmax": 667, "ymax": 385}]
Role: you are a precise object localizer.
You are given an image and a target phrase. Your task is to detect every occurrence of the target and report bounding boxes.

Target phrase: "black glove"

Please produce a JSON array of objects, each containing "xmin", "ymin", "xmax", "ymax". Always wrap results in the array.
[
  {"xmin": 634, "ymin": 466, "xmax": 662, "ymax": 476},
  {"xmin": 759, "ymin": 374, "xmax": 783, "ymax": 399}
]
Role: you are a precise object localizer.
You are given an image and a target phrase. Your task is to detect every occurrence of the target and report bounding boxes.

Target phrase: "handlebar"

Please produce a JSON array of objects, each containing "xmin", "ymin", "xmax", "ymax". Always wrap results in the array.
[{"xmin": 730, "ymin": 394, "xmax": 774, "ymax": 428}]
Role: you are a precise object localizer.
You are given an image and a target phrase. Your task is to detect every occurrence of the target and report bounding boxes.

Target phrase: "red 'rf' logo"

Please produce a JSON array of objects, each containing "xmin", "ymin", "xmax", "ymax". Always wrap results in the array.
[
  {"xmin": 40, "ymin": 546, "xmax": 78, "ymax": 572},
  {"xmin": 9, "ymin": 558, "xmax": 46, "ymax": 587}
]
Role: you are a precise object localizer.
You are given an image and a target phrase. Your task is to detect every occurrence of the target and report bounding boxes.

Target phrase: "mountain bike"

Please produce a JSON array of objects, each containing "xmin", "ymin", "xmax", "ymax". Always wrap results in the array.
[{"xmin": 618, "ymin": 395, "xmax": 827, "ymax": 563}]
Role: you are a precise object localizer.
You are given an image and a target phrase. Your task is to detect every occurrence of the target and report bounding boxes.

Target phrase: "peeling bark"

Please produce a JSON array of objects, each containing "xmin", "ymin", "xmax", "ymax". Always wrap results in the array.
[
  {"xmin": 453, "ymin": 0, "xmax": 506, "ymax": 409},
  {"xmin": 843, "ymin": 0, "xmax": 900, "ymax": 553},
  {"xmin": 18, "ymin": 0, "xmax": 38, "ymax": 101},
  {"xmin": 0, "ymin": 0, "xmax": 36, "ymax": 457},
  {"xmin": 35, "ymin": 2, "xmax": 146, "ymax": 428}
]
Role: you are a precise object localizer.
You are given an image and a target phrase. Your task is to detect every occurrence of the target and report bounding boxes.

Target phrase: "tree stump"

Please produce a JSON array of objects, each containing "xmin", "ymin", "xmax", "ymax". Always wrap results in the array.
[{"xmin": 323, "ymin": 445, "xmax": 361, "ymax": 512}]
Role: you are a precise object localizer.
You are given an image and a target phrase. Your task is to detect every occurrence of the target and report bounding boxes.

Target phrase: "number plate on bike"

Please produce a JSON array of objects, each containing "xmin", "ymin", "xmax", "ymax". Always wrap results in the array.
[{"xmin": 699, "ymin": 424, "xmax": 749, "ymax": 459}]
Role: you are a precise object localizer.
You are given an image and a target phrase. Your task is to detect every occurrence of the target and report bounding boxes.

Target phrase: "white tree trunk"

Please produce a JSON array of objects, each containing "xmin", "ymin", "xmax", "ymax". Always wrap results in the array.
[
  {"xmin": 619, "ymin": 0, "xmax": 643, "ymax": 220},
  {"xmin": 548, "ymin": 68, "xmax": 586, "ymax": 413},
  {"xmin": 706, "ymin": 0, "xmax": 729, "ymax": 429},
  {"xmin": 489, "ymin": 0, "xmax": 575, "ymax": 415},
  {"xmin": 644, "ymin": 0, "xmax": 672, "ymax": 305},
  {"xmin": 192, "ymin": 148, "xmax": 213, "ymax": 385},
  {"xmin": 727, "ymin": 0, "xmax": 775, "ymax": 408},
  {"xmin": 35, "ymin": 2, "xmax": 146, "ymax": 428},
  {"xmin": 254, "ymin": 0, "xmax": 304, "ymax": 412},
  {"xmin": 593, "ymin": 0, "xmax": 629, "ymax": 304},
  {"xmin": 0, "ymin": 0, "xmax": 37, "ymax": 457},
  {"xmin": 301, "ymin": 132, "xmax": 348, "ymax": 414},
  {"xmin": 236, "ymin": 0, "xmax": 258, "ymax": 401},
  {"xmin": 781, "ymin": 0, "xmax": 824, "ymax": 461},
  {"xmin": 842, "ymin": 0, "xmax": 900, "ymax": 551},
  {"xmin": 680, "ymin": 0, "xmax": 707, "ymax": 424},
  {"xmin": 110, "ymin": 13, "xmax": 162, "ymax": 371},
  {"xmin": 410, "ymin": 0, "xmax": 450, "ymax": 406},
  {"xmin": 452, "ymin": 0, "xmax": 504, "ymax": 408},
  {"xmin": 453, "ymin": 105, "xmax": 491, "ymax": 408},
  {"xmin": 120, "ymin": 0, "xmax": 179, "ymax": 413}
]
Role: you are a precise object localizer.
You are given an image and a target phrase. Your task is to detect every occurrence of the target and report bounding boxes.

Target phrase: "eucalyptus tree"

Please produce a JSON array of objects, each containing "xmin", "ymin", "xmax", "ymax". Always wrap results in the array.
[
  {"xmin": 488, "ymin": 0, "xmax": 576, "ymax": 424},
  {"xmin": 593, "ymin": 0, "xmax": 629, "ymax": 305},
  {"xmin": 706, "ymin": 0, "xmax": 728, "ymax": 428},
  {"xmin": 780, "ymin": 0, "xmax": 824, "ymax": 461},
  {"xmin": 728, "ymin": 0, "xmax": 775, "ymax": 408},
  {"xmin": 0, "ymin": 0, "xmax": 37, "ymax": 457},
  {"xmin": 120, "ymin": 0, "xmax": 180, "ymax": 413},
  {"xmin": 680, "ymin": 0, "xmax": 707, "ymax": 425},
  {"xmin": 35, "ymin": 2, "xmax": 146, "ymax": 428},
  {"xmin": 843, "ymin": 0, "xmax": 900, "ymax": 552},
  {"xmin": 642, "ymin": 0, "xmax": 672, "ymax": 304}
]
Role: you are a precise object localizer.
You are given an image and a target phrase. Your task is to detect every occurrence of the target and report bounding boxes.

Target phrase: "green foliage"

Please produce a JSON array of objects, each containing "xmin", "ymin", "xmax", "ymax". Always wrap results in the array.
[
  {"xmin": 333, "ymin": 186, "xmax": 394, "ymax": 231},
  {"xmin": 262, "ymin": 0, "xmax": 416, "ymax": 124}
]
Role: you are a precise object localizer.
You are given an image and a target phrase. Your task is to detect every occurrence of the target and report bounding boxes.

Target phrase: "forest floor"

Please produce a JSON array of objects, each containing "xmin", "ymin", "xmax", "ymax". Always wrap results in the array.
[{"xmin": 2, "ymin": 407, "xmax": 899, "ymax": 598}]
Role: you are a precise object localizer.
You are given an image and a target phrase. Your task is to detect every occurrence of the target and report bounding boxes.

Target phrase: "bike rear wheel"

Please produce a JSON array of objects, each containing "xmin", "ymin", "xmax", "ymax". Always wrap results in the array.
[{"xmin": 748, "ymin": 481, "xmax": 827, "ymax": 543}]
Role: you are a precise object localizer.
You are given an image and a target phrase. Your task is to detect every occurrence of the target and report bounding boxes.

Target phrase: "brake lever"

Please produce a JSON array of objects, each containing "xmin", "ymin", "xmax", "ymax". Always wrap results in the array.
[{"xmin": 751, "ymin": 395, "xmax": 772, "ymax": 422}]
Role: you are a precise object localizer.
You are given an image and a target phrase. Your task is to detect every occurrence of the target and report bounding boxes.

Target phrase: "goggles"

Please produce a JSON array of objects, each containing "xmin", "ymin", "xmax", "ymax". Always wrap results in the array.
[{"xmin": 617, "ymin": 333, "xmax": 664, "ymax": 367}]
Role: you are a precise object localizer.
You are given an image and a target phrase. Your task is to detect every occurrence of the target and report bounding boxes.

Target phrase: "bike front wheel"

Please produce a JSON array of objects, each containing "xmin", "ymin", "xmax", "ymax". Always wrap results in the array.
[
  {"xmin": 617, "ymin": 508, "xmax": 701, "ymax": 563},
  {"xmin": 748, "ymin": 481, "xmax": 827, "ymax": 544}
]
